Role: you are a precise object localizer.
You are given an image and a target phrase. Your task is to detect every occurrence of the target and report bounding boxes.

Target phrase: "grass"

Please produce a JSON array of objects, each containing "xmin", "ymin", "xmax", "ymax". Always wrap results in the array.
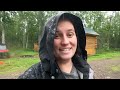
[
  {"xmin": 9, "ymin": 48, "xmax": 38, "ymax": 57},
  {"xmin": 88, "ymin": 51, "xmax": 120, "ymax": 62},
  {"xmin": 0, "ymin": 49, "xmax": 39, "ymax": 75},
  {"xmin": 111, "ymin": 65, "xmax": 120, "ymax": 72},
  {"xmin": 107, "ymin": 65, "xmax": 120, "ymax": 73},
  {"xmin": 0, "ymin": 57, "xmax": 39, "ymax": 74}
]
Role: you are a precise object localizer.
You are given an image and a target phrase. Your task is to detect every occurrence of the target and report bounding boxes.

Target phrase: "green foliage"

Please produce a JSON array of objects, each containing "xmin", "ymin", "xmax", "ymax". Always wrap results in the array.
[{"xmin": 0, "ymin": 11, "xmax": 120, "ymax": 51}]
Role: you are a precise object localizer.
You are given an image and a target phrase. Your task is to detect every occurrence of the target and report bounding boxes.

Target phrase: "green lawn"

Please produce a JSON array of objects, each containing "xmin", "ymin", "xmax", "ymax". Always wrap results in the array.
[
  {"xmin": 0, "ymin": 57, "xmax": 39, "ymax": 74},
  {"xmin": 9, "ymin": 48, "xmax": 38, "ymax": 57},
  {"xmin": 88, "ymin": 51, "xmax": 120, "ymax": 61},
  {"xmin": 0, "ymin": 49, "xmax": 39, "ymax": 74}
]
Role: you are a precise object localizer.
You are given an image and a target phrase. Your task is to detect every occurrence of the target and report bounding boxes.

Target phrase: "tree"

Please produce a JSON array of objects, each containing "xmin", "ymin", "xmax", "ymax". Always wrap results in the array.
[{"xmin": 0, "ymin": 11, "xmax": 5, "ymax": 44}]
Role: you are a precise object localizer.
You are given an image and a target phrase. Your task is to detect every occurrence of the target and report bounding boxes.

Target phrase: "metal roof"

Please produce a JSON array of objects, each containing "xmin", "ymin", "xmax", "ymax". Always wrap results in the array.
[{"xmin": 84, "ymin": 28, "xmax": 99, "ymax": 36}]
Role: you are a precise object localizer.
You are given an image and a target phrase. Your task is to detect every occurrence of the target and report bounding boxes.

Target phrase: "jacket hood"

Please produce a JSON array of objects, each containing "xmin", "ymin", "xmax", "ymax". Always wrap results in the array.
[{"xmin": 39, "ymin": 12, "xmax": 88, "ymax": 77}]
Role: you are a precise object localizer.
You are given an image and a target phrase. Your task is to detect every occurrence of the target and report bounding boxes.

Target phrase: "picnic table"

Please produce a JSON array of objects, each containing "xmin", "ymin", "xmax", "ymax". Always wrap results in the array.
[{"xmin": 0, "ymin": 49, "xmax": 9, "ymax": 53}]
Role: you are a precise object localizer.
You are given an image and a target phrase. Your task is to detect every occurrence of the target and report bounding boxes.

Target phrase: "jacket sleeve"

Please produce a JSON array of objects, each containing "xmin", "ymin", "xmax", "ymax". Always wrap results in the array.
[
  {"xmin": 18, "ymin": 67, "xmax": 37, "ymax": 79},
  {"xmin": 18, "ymin": 63, "xmax": 42, "ymax": 79}
]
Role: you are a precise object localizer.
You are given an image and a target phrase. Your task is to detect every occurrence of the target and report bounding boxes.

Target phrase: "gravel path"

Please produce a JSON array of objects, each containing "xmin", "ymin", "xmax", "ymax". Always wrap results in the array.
[{"xmin": 89, "ymin": 57, "xmax": 120, "ymax": 79}]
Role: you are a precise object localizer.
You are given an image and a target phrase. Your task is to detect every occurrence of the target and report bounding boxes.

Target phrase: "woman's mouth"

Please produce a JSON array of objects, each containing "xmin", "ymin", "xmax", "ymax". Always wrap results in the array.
[{"xmin": 59, "ymin": 48, "xmax": 72, "ymax": 53}]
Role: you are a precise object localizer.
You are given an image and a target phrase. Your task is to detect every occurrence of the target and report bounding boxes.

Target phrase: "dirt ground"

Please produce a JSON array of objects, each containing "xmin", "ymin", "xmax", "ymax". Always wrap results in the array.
[
  {"xmin": 0, "ymin": 56, "xmax": 120, "ymax": 79},
  {"xmin": 88, "ymin": 57, "xmax": 120, "ymax": 79}
]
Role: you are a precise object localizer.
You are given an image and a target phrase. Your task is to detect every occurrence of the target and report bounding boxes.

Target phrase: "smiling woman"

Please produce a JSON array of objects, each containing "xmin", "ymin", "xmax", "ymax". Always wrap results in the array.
[
  {"xmin": 53, "ymin": 19, "xmax": 77, "ymax": 74},
  {"xmin": 18, "ymin": 12, "xmax": 94, "ymax": 79}
]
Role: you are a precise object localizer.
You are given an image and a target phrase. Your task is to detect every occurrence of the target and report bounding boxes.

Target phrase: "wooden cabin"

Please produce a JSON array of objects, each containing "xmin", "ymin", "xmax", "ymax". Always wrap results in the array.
[
  {"xmin": 85, "ymin": 28, "xmax": 99, "ymax": 56},
  {"xmin": 33, "ymin": 43, "xmax": 39, "ymax": 52}
]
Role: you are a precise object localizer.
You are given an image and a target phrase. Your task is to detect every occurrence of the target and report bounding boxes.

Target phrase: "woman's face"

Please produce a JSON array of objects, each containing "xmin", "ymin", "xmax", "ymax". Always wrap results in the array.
[{"xmin": 54, "ymin": 20, "xmax": 77, "ymax": 62}]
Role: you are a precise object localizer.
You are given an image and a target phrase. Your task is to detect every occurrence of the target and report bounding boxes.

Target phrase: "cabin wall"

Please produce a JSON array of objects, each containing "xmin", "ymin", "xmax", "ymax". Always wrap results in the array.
[
  {"xmin": 86, "ymin": 35, "xmax": 97, "ymax": 55},
  {"xmin": 34, "ymin": 43, "xmax": 39, "ymax": 51}
]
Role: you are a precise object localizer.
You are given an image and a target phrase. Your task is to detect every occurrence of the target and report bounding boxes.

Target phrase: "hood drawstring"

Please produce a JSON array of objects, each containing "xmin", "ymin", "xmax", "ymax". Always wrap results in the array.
[{"xmin": 50, "ymin": 59, "xmax": 56, "ymax": 79}]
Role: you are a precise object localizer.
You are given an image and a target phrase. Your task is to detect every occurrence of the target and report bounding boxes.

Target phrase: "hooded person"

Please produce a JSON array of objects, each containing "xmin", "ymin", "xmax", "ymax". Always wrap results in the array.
[{"xmin": 18, "ymin": 12, "xmax": 94, "ymax": 79}]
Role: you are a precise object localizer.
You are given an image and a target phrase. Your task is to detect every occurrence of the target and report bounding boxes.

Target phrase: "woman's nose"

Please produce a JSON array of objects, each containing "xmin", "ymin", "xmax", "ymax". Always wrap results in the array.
[{"xmin": 61, "ymin": 36, "xmax": 69, "ymax": 45}]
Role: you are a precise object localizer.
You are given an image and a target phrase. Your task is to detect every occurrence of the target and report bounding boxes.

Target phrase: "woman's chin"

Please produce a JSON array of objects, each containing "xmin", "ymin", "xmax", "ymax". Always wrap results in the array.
[{"xmin": 60, "ymin": 56, "xmax": 72, "ymax": 61}]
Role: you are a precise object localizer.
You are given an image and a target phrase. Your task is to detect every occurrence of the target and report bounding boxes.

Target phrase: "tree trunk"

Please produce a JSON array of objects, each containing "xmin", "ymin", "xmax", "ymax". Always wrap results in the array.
[
  {"xmin": 23, "ymin": 29, "xmax": 26, "ymax": 48},
  {"xmin": 2, "ymin": 27, "xmax": 5, "ymax": 44},
  {"xmin": 0, "ymin": 17, "xmax": 5, "ymax": 44},
  {"xmin": 26, "ymin": 34, "xmax": 28, "ymax": 49}
]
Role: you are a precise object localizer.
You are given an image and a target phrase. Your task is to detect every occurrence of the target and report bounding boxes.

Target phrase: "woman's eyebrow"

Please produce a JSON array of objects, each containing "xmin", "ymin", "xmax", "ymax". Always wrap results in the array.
[
  {"xmin": 56, "ymin": 29, "xmax": 74, "ymax": 32},
  {"xmin": 67, "ymin": 29, "xmax": 74, "ymax": 32}
]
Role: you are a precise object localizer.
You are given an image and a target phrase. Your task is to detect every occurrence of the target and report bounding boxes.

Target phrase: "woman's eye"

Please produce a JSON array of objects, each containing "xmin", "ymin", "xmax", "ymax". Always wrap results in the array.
[
  {"xmin": 54, "ymin": 34, "xmax": 60, "ymax": 39},
  {"xmin": 68, "ymin": 32, "xmax": 74, "ymax": 38}
]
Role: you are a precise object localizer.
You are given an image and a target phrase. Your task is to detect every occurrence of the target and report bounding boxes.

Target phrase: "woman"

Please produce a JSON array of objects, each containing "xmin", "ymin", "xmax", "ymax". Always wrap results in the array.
[{"xmin": 18, "ymin": 12, "xmax": 94, "ymax": 79}]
